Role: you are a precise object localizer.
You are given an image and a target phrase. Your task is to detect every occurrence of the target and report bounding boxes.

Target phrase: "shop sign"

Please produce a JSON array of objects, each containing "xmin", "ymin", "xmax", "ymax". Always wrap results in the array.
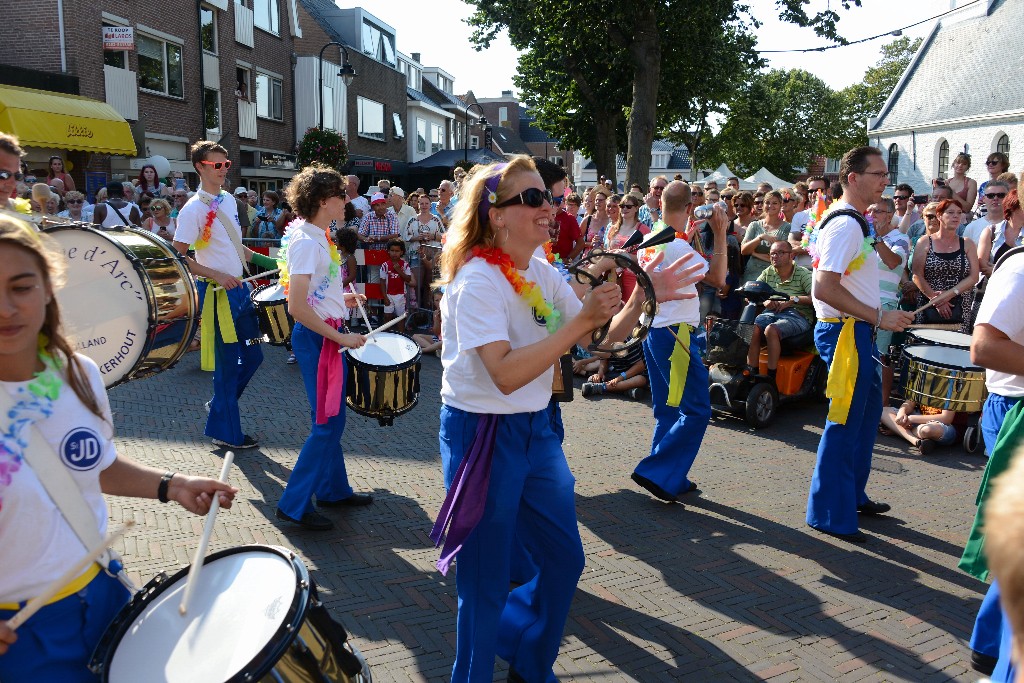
[
  {"xmin": 374, "ymin": 161, "xmax": 392, "ymax": 173},
  {"xmin": 352, "ymin": 159, "xmax": 373, "ymax": 170},
  {"xmin": 103, "ymin": 26, "xmax": 134, "ymax": 51},
  {"xmin": 258, "ymin": 152, "xmax": 296, "ymax": 170}
]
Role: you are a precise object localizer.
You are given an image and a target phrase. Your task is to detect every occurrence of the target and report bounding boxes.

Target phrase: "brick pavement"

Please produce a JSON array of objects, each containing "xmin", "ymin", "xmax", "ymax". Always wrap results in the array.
[{"xmin": 105, "ymin": 344, "xmax": 989, "ymax": 682}]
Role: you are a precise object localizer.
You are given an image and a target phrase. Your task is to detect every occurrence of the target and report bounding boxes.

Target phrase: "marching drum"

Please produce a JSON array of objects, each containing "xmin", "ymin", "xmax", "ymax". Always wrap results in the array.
[
  {"xmin": 346, "ymin": 332, "xmax": 421, "ymax": 426},
  {"xmin": 45, "ymin": 224, "xmax": 198, "ymax": 388},
  {"xmin": 908, "ymin": 328, "xmax": 972, "ymax": 350},
  {"xmin": 901, "ymin": 344, "xmax": 987, "ymax": 413},
  {"xmin": 89, "ymin": 545, "xmax": 372, "ymax": 683},
  {"xmin": 251, "ymin": 282, "xmax": 293, "ymax": 346}
]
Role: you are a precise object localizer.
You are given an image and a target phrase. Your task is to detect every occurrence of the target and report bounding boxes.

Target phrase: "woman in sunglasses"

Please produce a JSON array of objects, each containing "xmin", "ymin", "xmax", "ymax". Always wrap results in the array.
[
  {"xmin": 55, "ymin": 190, "xmax": 88, "ymax": 222},
  {"xmin": 432, "ymin": 157, "xmax": 702, "ymax": 682},
  {"xmin": 604, "ymin": 191, "xmax": 650, "ymax": 301},
  {"xmin": 976, "ymin": 153, "xmax": 1010, "ymax": 220}
]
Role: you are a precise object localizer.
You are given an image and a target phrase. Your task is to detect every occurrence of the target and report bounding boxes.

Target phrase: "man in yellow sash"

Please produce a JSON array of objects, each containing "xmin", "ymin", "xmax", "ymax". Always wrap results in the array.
[
  {"xmin": 807, "ymin": 146, "xmax": 913, "ymax": 542},
  {"xmin": 632, "ymin": 181, "xmax": 727, "ymax": 503},
  {"xmin": 172, "ymin": 141, "xmax": 277, "ymax": 450}
]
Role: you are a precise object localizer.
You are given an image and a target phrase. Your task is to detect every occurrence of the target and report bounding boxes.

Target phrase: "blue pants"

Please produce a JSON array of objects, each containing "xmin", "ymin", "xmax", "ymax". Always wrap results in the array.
[
  {"xmin": 0, "ymin": 571, "xmax": 129, "ymax": 682},
  {"xmin": 970, "ymin": 393, "xmax": 1022, "ymax": 658},
  {"xmin": 806, "ymin": 321, "xmax": 882, "ymax": 535},
  {"xmin": 992, "ymin": 616, "xmax": 1018, "ymax": 683},
  {"xmin": 636, "ymin": 325, "xmax": 710, "ymax": 496},
  {"xmin": 278, "ymin": 322, "xmax": 355, "ymax": 518},
  {"xmin": 197, "ymin": 281, "xmax": 264, "ymax": 445},
  {"xmin": 439, "ymin": 406, "xmax": 585, "ymax": 683}
]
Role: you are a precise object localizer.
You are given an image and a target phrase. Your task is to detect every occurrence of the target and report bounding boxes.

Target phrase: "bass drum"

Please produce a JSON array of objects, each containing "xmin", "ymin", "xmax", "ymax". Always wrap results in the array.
[
  {"xmin": 45, "ymin": 224, "xmax": 198, "ymax": 388},
  {"xmin": 89, "ymin": 545, "xmax": 372, "ymax": 682}
]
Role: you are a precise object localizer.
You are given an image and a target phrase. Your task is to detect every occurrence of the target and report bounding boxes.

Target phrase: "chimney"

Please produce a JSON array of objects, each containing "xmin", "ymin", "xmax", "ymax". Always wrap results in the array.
[{"xmin": 411, "ymin": 52, "xmax": 421, "ymax": 63}]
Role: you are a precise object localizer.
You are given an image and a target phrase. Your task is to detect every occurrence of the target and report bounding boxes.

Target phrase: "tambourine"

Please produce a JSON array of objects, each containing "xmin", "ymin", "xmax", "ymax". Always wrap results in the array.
[{"xmin": 567, "ymin": 227, "xmax": 676, "ymax": 356}]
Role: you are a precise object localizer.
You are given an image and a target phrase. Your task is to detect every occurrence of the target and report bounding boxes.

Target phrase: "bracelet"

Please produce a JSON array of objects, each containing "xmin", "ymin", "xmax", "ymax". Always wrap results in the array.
[
  {"xmin": 952, "ymin": 287, "xmax": 959, "ymax": 295},
  {"xmin": 620, "ymin": 372, "xmax": 628, "ymax": 380},
  {"xmin": 875, "ymin": 308, "xmax": 883, "ymax": 328},
  {"xmin": 158, "ymin": 471, "xmax": 176, "ymax": 503},
  {"xmin": 713, "ymin": 251, "xmax": 725, "ymax": 255}
]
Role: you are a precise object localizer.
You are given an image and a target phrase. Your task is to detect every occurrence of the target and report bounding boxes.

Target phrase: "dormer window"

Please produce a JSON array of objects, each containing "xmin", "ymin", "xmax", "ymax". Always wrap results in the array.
[{"xmin": 361, "ymin": 19, "xmax": 395, "ymax": 66}]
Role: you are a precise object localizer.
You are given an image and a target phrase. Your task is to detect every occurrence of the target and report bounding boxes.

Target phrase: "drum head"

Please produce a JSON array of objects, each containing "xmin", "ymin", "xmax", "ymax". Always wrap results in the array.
[
  {"xmin": 910, "ymin": 329, "xmax": 972, "ymax": 348},
  {"xmin": 903, "ymin": 344, "xmax": 980, "ymax": 371},
  {"xmin": 106, "ymin": 547, "xmax": 304, "ymax": 683},
  {"xmin": 348, "ymin": 332, "xmax": 419, "ymax": 367},
  {"xmin": 253, "ymin": 282, "xmax": 287, "ymax": 303},
  {"xmin": 46, "ymin": 227, "xmax": 150, "ymax": 384}
]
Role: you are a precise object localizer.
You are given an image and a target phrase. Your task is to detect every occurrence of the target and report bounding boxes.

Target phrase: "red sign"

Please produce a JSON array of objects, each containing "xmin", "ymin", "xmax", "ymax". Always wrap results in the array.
[
  {"xmin": 374, "ymin": 161, "xmax": 392, "ymax": 173},
  {"xmin": 103, "ymin": 26, "xmax": 134, "ymax": 51}
]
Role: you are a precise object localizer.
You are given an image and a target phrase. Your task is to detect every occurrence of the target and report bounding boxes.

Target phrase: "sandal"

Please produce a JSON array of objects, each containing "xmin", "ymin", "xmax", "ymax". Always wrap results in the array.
[
  {"xmin": 915, "ymin": 439, "xmax": 936, "ymax": 456},
  {"xmin": 878, "ymin": 425, "xmax": 894, "ymax": 437}
]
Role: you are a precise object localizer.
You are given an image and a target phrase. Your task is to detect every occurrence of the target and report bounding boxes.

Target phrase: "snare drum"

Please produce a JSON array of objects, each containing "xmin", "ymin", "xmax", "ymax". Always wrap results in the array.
[
  {"xmin": 89, "ymin": 545, "xmax": 371, "ymax": 683},
  {"xmin": 901, "ymin": 344, "xmax": 987, "ymax": 412},
  {"xmin": 45, "ymin": 224, "xmax": 198, "ymax": 387},
  {"xmin": 908, "ymin": 328, "xmax": 972, "ymax": 350},
  {"xmin": 251, "ymin": 283, "xmax": 293, "ymax": 346},
  {"xmin": 346, "ymin": 332, "xmax": 421, "ymax": 426}
]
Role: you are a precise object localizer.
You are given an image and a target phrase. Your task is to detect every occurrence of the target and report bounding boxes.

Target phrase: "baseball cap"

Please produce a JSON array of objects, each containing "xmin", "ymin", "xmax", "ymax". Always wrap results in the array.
[
  {"xmin": 234, "ymin": 186, "xmax": 248, "ymax": 196},
  {"xmin": 371, "ymin": 192, "xmax": 387, "ymax": 205},
  {"xmin": 391, "ymin": 186, "xmax": 405, "ymax": 198}
]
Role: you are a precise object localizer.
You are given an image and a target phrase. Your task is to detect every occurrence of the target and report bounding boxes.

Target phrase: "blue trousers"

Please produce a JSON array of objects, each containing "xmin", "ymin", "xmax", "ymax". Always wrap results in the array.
[
  {"xmin": 0, "ymin": 571, "xmax": 129, "ymax": 682},
  {"xmin": 197, "ymin": 281, "xmax": 263, "ymax": 445},
  {"xmin": 439, "ymin": 406, "xmax": 585, "ymax": 683},
  {"xmin": 992, "ymin": 618, "xmax": 1018, "ymax": 683},
  {"xmin": 278, "ymin": 322, "xmax": 355, "ymax": 518},
  {"xmin": 806, "ymin": 321, "xmax": 881, "ymax": 535},
  {"xmin": 970, "ymin": 393, "xmax": 1022, "ymax": 658},
  {"xmin": 636, "ymin": 325, "xmax": 710, "ymax": 496}
]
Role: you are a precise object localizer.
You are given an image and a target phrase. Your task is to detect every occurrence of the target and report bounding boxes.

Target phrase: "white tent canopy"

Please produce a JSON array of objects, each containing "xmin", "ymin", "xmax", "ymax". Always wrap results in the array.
[
  {"xmin": 745, "ymin": 167, "xmax": 793, "ymax": 189},
  {"xmin": 698, "ymin": 164, "xmax": 759, "ymax": 190}
]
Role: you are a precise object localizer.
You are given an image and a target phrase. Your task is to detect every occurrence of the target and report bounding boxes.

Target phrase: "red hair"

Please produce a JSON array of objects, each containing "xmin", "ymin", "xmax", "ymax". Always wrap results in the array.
[
  {"xmin": 1004, "ymin": 189, "xmax": 1021, "ymax": 217},
  {"xmin": 935, "ymin": 199, "xmax": 960, "ymax": 217},
  {"xmin": 136, "ymin": 164, "xmax": 160, "ymax": 195}
]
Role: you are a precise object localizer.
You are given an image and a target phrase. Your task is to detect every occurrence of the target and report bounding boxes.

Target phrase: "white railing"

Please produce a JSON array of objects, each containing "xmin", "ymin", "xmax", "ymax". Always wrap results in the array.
[
  {"xmin": 103, "ymin": 65, "xmax": 138, "ymax": 120},
  {"xmin": 234, "ymin": 3, "xmax": 254, "ymax": 48},
  {"xmin": 238, "ymin": 98, "xmax": 257, "ymax": 139}
]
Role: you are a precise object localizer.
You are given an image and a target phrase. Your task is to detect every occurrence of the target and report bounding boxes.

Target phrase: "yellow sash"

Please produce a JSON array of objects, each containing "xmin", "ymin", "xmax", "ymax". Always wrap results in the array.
[
  {"xmin": 667, "ymin": 324, "xmax": 692, "ymax": 408},
  {"xmin": 199, "ymin": 279, "xmax": 239, "ymax": 371},
  {"xmin": 0, "ymin": 563, "xmax": 100, "ymax": 611},
  {"xmin": 820, "ymin": 317, "xmax": 858, "ymax": 425}
]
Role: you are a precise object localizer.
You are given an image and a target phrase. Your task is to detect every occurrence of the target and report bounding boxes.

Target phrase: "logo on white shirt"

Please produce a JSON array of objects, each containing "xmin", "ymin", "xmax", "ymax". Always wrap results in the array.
[{"xmin": 60, "ymin": 428, "xmax": 103, "ymax": 470}]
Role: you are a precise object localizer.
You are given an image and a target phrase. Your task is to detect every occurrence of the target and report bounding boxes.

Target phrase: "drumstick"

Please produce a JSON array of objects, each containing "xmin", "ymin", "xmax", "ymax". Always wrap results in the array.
[
  {"xmin": 210, "ymin": 268, "xmax": 281, "ymax": 291},
  {"xmin": 367, "ymin": 313, "xmax": 406, "ymax": 338},
  {"xmin": 179, "ymin": 451, "xmax": 234, "ymax": 616},
  {"xmin": 666, "ymin": 326, "xmax": 693, "ymax": 360},
  {"xmin": 912, "ymin": 289, "xmax": 957, "ymax": 315},
  {"xmin": 6, "ymin": 521, "xmax": 135, "ymax": 631},
  {"xmin": 348, "ymin": 283, "xmax": 372, "ymax": 331}
]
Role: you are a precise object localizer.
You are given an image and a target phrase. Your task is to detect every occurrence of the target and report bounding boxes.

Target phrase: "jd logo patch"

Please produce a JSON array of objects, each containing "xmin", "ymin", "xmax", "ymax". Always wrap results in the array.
[{"xmin": 60, "ymin": 428, "xmax": 103, "ymax": 470}]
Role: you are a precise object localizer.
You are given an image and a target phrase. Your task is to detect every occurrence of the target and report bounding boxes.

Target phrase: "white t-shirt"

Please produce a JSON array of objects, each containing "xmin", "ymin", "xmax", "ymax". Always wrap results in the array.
[
  {"xmin": 790, "ymin": 209, "xmax": 813, "ymax": 267},
  {"xmin": 175, "ymin": 189, "xmax": 245, "ymax": 277},
  {"xmin": 811, "ymin": 202, "xmax": 881, "ymax": 319},
  {"xmin": 975, "ymin": 252, "xmax": 1024, "ymax": 397},
  {"xmin": 285, "ymin": 220, "xmax": 349, "ymax": 321},
  {"xmin": 637, "ymin": 225, "xmax": 707, "ymax": 328},
  {"xmin": 962, "ymin": 217, "xmax": 997, "ymax": 247},
  {"xmin": 440, "ymin": 257, "xmax": 582, "ymax": 414},
  {"xmin": 0, "ymin": 355, "xmax": 118, "ymax": 603},
  {"xmin": 350, "ymin": 195, "xmax": 370, "ymax": 217}
]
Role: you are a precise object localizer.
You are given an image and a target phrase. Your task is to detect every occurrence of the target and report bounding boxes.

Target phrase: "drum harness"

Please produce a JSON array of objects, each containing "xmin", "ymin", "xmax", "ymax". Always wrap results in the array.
[{"xmin": 0, "ymin": 389, "xmax": 138, "ymax": 594}]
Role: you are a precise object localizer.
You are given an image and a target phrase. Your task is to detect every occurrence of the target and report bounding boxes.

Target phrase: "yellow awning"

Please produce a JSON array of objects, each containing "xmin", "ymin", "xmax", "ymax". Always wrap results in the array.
[{"xmin": 0, "ymin": 84, "xmax": 136, "ymax": 156}]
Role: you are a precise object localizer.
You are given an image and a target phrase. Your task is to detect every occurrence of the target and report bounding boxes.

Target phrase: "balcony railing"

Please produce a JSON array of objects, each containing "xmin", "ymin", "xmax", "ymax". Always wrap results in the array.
[
  {"xmin": 103, "ymin": 65, "xmax": 138, "ymax": 120},
  {"xmin": 234, "ymin": 3, "xmax": 254, "ymax": 48}
]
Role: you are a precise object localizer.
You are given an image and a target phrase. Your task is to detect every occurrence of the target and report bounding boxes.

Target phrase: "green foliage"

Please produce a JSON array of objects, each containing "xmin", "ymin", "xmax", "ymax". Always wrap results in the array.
[{"xmin": 296, "ymin": 127, "xmax": 348, "ymax": 171}]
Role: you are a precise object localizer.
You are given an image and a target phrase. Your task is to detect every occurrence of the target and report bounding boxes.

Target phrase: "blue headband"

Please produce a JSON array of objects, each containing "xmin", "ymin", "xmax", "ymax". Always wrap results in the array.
[{"xmin": 477, "ymin": 163, "xmax": 508, "ymax": 226}]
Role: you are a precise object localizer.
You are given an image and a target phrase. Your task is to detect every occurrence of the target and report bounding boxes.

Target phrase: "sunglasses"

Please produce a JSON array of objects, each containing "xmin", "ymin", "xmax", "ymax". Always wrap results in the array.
[
  {"xmin": 986, "ymin": 192, "xmax": 1007, "ymax": 199},
  {"xmin": 783, "ymin": 198, "xmax": 795, "ymax": 203},
  {"xmin": 66, "ymin": 199, "xmax": 84, "ymax": 204},
  {"xmin": 652, "ymin": 186, "xmax": 666, "ymax": 191},
  {"xmin": 495, "ymin": 187, "xmax": 553, "ymax": 209},
  {"xmin": 986, "ymin": 160, "xmax": 1001, "ymax": 166},
  {"xmin": 0, "ymin": 170, "xmax": 24, "ymax": 181},
  {"xmin": 894, "ymin": 195, "xmax": 910, "ymax": 200},
  {"xmin": 691, "ymin": 191, "xmax": 704, "ymax": 195},
  {"xmin": 198, "ymin": 160, "xmax": 232, "ymax": 170},
  {"xmin": 924, "ymin": 214, "xmax": 938, "ymax": 220}
]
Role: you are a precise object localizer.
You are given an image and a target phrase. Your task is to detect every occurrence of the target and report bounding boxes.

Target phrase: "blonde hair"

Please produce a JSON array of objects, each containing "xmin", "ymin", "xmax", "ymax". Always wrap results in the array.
[
  {"xmin": 149, "ymin": 198, "xmax": 172, "ymax": 214},
  {"xmin": 605, "ymin": 191, "xmax": 644, "ymax": 247},
  {"xmin": 0, "ymin": 215, "xmax": 104, "ymax": 420},
  {"xmin": 983, "ymin": 444, "xmax": 1024, "ymax": 667},
  {"xmin": 437, "ymin": 155, "xmax": 538, "ymax": 286}
]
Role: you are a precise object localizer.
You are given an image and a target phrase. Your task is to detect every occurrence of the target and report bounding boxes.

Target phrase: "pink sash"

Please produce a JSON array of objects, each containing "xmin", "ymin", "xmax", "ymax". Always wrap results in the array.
[{"xmin": 316, "ymin": 318, "xmax": 346, "ymax": 424}]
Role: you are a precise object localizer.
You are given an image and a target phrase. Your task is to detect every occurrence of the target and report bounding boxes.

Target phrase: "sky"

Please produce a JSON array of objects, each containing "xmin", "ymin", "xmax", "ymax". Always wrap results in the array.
[{"xmin": 380, "ymin": 0, "xmax": 957, "ymax": 97}]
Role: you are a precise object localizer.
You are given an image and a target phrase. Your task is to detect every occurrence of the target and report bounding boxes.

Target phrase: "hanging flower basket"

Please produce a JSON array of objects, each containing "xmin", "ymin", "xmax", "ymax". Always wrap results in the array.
[{"xmin": 297, "ymin": 126, "xmax": 348, "ymax": 171}]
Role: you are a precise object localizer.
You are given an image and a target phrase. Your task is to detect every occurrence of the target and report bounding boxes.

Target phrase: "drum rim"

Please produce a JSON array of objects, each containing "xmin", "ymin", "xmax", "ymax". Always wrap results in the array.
[
  {"xmin": 902, "ymin": 344, "xmax": 983, "ymax": 371},
  {"xmin": 251, "ymin": 282, "xmax": 287, "ymax": 302},
  {"xmin": 45, "ymin": 224, "xmax": 199, "ymax": 388},
  {"xmin": 345, "ymin": 333, "xmax": 422, "ymax": 371},
  {"xmin": 89, "ymin": 544, "xmax": 311, "ymax": 682}
]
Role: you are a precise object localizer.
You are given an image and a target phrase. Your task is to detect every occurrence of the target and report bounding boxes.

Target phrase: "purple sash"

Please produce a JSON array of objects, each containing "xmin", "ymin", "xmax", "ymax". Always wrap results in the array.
[{"xmin": 429, "ymin": 414, "xmax": 498, "ymax": 575}]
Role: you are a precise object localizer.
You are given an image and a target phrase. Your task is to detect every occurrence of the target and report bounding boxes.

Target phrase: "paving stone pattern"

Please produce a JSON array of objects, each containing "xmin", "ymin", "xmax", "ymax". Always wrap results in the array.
[{"xmin": 106, "ymin": 345, "xmax": 988, "ymax": 682}]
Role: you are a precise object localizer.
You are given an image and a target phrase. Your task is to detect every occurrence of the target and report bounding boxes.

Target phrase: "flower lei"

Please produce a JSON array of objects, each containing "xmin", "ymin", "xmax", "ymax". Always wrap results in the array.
[
  {"xmin": 195, "ymin": 192, "xmax": 227, "ymax": 250},
  {"xmin": 542, "ymin": 241, "xmax": 563, "ymax": 268},
  {"xmin": 276, "ymin": 218, "xmax": 341, "ymax": 299},
  {"xmin": 0, "ymin": 342, "xmax": 63, "ymax": 512},
  {"xmin": 473, "ymin": 246, "xmax": 562, "ymax": 332},
  {"xmin": 802, "ymin": 199, "xmax": 876, "ymax": 275}
]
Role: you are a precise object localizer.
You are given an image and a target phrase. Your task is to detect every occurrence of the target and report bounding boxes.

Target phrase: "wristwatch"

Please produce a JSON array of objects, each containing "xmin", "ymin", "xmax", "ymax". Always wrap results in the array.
[{"xmin": 790, "ymin": 295, "xmax": 798, "ymax": 304}]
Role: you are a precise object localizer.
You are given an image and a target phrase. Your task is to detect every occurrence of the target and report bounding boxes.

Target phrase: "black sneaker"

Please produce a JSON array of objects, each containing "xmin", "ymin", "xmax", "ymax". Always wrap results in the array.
[
  {"xmin": 581, "ymin": 382, "xmax": 596, "ymax": 397},
  {"xmin": 318, "ymin": 492, "xmax": 374, "ymax": 507},
  {"xmin": 970, "ymin": 649, "xmax": 998, "ymax": 675},
  {"xmin": 212, "ymin": 434, "xmax": 259, "ymax": 449},
  {"xmin": 276, "ymin": 508, "xmax": 334, "ymax": 530},
  {"xmin": 857, "ymin": 500, "xmax": 891, "ymax": 516},
  {"xmin": 628, "ymin": 386, "xmax": 649, "ymax": 400},
  {"xmin": 631, "ymin": 472, "xmax": 680, "ymax": 503}
]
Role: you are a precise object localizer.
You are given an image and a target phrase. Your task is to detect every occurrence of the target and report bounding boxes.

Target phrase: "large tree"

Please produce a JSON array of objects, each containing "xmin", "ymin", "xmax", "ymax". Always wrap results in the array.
[{"xmin": 466, "ymin": 0, "xmax": 862, "ymax": 187}]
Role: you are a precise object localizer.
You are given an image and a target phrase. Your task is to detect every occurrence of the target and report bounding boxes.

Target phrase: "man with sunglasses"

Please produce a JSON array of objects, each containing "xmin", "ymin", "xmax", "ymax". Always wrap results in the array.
[
  {"xmin": 963, "ymin": 180, "xmax": 1010, "ymax": 246},
  {"xmin": 891, "ymin": 183, "xmax": 916, "ymax": 228},
  {"xmin": 172, "ymin": 140, "xmax": 277, "ymax": 450},
  {"xmin": 638, "ymin": 176, "xmax": 668, "ymax": 228},
  {"xmin": 0, "ymin": 133, "xmax": 31, "ymax": 216}
]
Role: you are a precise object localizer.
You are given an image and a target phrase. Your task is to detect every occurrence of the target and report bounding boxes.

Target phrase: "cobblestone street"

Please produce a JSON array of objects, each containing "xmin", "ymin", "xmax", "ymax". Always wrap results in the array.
[{"xmin": 105, "ymin": 344, "xmax": 987, "ymax": 682}]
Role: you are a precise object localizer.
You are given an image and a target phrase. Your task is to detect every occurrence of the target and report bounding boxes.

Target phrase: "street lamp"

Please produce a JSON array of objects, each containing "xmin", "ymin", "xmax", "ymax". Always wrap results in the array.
[
  {"xmin": 463, "ymin": 102, "xmax": 488, "ymax": 167},
  {"xmin": 318, "ymin": 41, "xmax": 357, "ymax": 130}
]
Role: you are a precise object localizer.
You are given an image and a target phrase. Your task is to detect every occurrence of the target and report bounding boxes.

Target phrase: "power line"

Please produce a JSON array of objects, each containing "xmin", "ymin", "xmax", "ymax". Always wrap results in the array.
[{"xmin": 758, "ymin": 0, "xmax": 981, "ymax": 54}]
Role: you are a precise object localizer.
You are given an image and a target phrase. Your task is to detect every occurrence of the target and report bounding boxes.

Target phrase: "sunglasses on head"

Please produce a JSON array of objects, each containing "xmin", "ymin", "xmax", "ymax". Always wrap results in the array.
[
  {"xmin": 198, "ymin": 160, "xmax": 232, "ymax": 170},
  {"xmin": 986, "ymin": 192, "xmax": 1007, "ymax": 199},
  {"xmin": 0, "ymin": 170, "xmax": 24, "ymax": 181},
  {"xmin": 495, "ymin": 187, "xmax": 553, "ymax": 209}
]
